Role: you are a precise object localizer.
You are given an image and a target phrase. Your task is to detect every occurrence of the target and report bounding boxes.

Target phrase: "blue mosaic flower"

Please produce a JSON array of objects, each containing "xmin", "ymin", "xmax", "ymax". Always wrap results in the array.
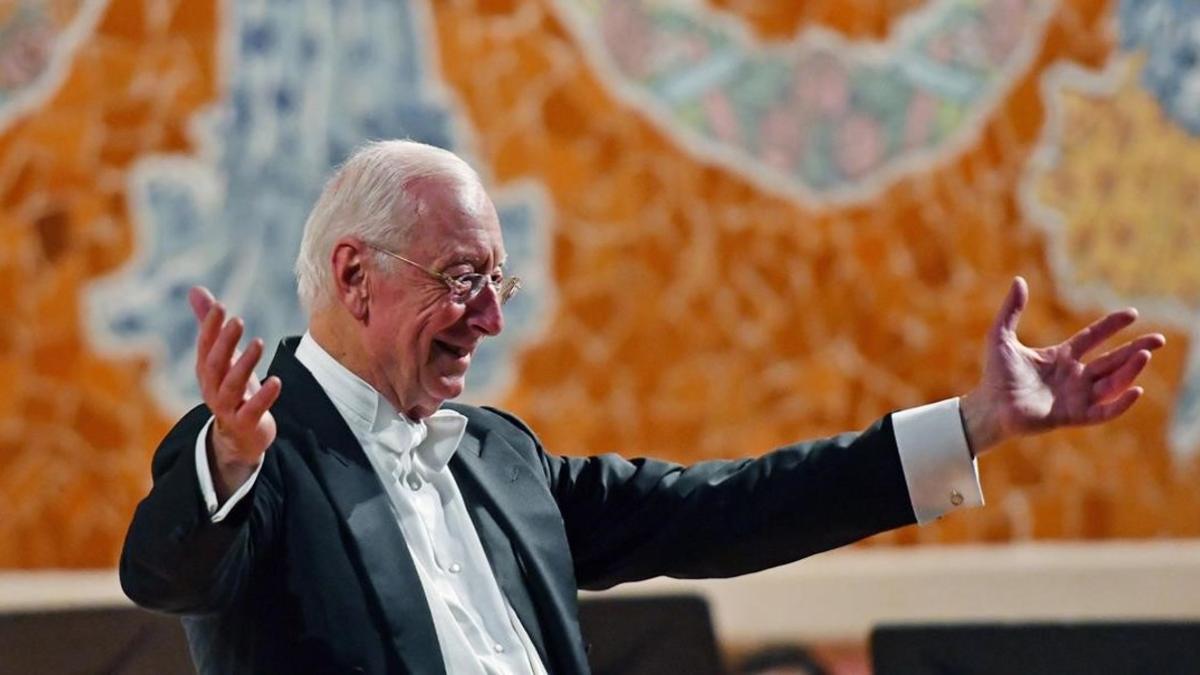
[{"xmin": 1120, "ymin": 0, "xmax": 1200, "ymax": 135}]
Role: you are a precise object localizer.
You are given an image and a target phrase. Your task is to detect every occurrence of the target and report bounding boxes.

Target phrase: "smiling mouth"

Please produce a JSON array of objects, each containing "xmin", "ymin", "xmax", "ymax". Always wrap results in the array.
[{"xmin": 434, "ymin": 340, "xmax": 471, "ymax": 359}]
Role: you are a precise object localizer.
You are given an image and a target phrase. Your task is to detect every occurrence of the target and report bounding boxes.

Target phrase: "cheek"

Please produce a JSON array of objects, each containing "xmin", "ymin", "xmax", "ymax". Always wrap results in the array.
[
  {"xmin": 427, "ymin": 304, "xmax": 470, "ymax": 336},
  {"xmin": 413, "ymin": 307, "xmax": 467, "ymax": 357}
]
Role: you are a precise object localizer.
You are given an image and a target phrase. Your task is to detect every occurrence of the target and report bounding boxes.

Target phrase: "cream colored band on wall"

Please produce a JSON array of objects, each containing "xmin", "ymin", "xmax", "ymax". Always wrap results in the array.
[{"xmin": 5, "ymin": 542, "xmax": 1200, "ymax": 643}]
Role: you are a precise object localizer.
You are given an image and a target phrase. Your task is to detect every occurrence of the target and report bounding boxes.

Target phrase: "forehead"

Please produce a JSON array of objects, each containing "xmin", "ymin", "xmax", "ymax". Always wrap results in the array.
[{"xmin": 404, "ymin": 178, "xmax": 505, "ymax": 264}]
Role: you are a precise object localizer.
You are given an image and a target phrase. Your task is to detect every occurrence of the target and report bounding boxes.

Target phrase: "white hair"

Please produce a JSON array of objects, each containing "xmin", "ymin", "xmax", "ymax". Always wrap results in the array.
[{"xmin": 294, "ymin": 139, "xmax": 485, "ymax": 314}]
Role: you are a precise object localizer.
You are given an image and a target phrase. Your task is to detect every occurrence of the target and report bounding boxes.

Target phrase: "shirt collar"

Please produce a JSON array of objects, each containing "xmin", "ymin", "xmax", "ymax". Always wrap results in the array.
[
  {"xmin": 294, "ymin": 332, "xmax": 466, "ymax": 473},
  {"xmin": 295, "ymin": 332, "xmax": 383, "ymax": 436}
]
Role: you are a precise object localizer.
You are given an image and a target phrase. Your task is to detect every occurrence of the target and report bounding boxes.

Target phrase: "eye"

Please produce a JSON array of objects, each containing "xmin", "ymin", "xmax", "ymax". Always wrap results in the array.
[{"xmin": 447, "ymin": 273, "xmax": 476, "ymax": 290}]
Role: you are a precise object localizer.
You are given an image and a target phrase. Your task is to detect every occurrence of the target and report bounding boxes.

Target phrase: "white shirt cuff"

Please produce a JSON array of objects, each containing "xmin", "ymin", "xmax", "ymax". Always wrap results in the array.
[
  {"xmin": 892, "ymin": 397, "xmax": 984, "ymax": 524},
  {"xmin": 195, "ymin": 416, "xmax": 264, "ymax": 523}
]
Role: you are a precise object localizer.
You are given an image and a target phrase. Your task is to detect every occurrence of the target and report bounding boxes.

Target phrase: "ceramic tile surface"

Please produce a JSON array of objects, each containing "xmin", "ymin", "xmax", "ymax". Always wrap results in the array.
[{"xmin": 1, "ymin": 0, "xmax": 1196, "ymax": 567}]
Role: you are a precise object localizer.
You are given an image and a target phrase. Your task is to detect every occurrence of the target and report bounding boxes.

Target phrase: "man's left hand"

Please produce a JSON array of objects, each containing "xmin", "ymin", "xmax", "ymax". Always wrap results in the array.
[{"xmin": 960, "ymin": 277, "xmax": 1166, "ymax": 455}]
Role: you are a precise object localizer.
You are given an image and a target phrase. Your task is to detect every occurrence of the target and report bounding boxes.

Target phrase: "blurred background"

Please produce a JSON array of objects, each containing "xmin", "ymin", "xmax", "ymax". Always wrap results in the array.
[{"xmin": 1, "ymin": 0, "xmax": 1199, "ymax": 672}]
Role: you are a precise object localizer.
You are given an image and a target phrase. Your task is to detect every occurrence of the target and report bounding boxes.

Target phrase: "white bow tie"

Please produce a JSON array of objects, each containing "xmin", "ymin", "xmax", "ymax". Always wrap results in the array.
[{"xmin": 375, "ymin": 410, "xmax": 466, "ymax": 488}]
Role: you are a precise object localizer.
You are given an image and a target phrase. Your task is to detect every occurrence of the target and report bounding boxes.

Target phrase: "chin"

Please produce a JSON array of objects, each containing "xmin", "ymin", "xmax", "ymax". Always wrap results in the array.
[{"xmin": 429, "ymin": 378, "xmax": 466, "ymax": 402}]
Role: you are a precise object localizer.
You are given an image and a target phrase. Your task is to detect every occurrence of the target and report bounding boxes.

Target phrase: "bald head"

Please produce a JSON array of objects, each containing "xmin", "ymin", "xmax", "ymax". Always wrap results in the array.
[{"xmin": 294, "ymin": 140, "xmax": 487, "ymax": 315}]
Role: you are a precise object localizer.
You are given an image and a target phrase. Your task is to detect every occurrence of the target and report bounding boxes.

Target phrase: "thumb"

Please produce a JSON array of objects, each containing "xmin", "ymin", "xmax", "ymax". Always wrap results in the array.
[
  {"xmin": 992, "ymin": 276, "xmax": 1028, "ymax": 338},
  {"xmin": 189, "ymin": 286, "xmax": 216, "ymax": 322}
]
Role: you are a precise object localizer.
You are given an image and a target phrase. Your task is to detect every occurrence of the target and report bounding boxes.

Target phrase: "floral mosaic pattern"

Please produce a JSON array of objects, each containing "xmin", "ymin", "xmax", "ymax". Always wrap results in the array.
[
  {"xmin": 432, "ymin": 0, "xmax": 1195, "ymax": 548},
  {"xmin": 554, "ymin": 0, "xmax": 1053, "ymax": 202},
  {"xmin": 0, "ymin": 0, "xmax": 219, "ymax": 567},
  {"xmin": 2, "ymin": 0, "xmax": 1199, "ymax": 568},
  {"xmin": 0, "ymin": 0, "xmax": 107, "ymax": 130},
  {"xmin": 1120, "ymin": 0, "xmax": 1200, "ymax": 134},
  {"xmin": 1024, "ymin": 0, "xmax": 1200, "ymax": 461}
]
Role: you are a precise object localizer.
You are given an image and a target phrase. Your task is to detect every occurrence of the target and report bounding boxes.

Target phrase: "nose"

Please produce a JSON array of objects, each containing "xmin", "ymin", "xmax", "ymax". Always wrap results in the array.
[{"xmin": 466, "ymin": 285, "xmax": 504, "ymax": 337}]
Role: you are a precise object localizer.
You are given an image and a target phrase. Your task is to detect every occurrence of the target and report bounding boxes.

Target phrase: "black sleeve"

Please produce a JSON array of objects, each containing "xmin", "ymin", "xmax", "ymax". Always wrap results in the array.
[
  {"xmin": 487, "ymin": 408, "xmax": 916, "ymax": 590},
  {"xmin": 119, "ymin": 404, "xmax": 283, "ymax": 614}
]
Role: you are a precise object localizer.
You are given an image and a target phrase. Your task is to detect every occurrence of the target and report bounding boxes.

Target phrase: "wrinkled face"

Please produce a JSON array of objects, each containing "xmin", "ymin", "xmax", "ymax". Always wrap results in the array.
[{"xmin": 362, "ymin": 180, "xmax": 505, "ymax": 419}]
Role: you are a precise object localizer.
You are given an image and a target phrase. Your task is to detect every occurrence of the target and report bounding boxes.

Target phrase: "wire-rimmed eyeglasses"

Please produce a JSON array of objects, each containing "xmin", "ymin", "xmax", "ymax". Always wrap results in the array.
[{"xmin": 366, "ymin": 243, "xmax": 521, "ymax": 305}]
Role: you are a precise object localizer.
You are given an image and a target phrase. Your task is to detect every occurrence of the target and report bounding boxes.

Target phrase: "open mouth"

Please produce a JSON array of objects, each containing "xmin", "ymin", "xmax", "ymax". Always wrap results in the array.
[{"xmin": 434, "ymin": 340, "xmax": 471, "ymax": 359}]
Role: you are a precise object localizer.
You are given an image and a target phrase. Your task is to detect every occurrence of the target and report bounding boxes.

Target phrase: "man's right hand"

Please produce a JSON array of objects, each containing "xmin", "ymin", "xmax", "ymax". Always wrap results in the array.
[{"xmin": 190, "ymin": 286, "xmax": 283, "ymax": 503}]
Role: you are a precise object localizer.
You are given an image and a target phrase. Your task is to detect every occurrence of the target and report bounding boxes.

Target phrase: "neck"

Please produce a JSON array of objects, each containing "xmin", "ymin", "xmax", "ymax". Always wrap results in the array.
[{"xmin": 308, "ymin": 308, "xmax": 417, "ymax": 418}]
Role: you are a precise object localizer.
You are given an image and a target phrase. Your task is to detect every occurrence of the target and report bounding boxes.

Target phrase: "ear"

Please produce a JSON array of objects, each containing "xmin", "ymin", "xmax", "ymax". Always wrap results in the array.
[{"xmin": 330, "ymin": 237, "xmax": 370, "ymax": 320}]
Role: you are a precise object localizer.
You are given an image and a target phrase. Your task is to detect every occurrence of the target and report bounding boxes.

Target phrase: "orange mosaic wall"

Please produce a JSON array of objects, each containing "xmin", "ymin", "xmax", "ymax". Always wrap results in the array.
[
  {"xmin": 0, "ymin": 0, "xmax": 1196, "ymax": 568},
  {"xmin": 0, "ymin": 0, "xmax": 210, "ymax": 566}
]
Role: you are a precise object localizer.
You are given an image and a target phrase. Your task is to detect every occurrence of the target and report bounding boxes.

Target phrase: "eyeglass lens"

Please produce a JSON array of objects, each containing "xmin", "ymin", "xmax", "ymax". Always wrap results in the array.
[{"xmin": 453, "ymin": 274, "xmax": 520, "ymax": 305}]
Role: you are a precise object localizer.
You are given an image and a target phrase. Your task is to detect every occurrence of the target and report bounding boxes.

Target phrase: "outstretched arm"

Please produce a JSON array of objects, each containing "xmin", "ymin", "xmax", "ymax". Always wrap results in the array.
[{"xmin": 529, "ymin": 279, "xmax": 1165, "ymax": 588}]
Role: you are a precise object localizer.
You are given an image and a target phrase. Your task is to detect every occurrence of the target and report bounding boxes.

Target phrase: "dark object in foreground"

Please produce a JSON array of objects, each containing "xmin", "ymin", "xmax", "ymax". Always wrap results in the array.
[
  {"xmin": 0, "ymin": 594, "xmax": 722, "ymax": 675},
  {"xmin": 872, "ymin": 621, "xmax": 1200, "ymax": 675},
  {"xmin": 578, "ymin": 594, "xmax": 724, "ymax": 675},
  {"xmin": 0, "ymin": 606, "xmax": 194, "ymax": 675}
]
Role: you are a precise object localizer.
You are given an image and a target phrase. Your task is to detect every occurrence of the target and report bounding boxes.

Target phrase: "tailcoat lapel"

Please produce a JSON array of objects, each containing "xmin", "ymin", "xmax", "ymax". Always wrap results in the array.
[
  {"xmin": 450, "ymin": 432, "xmax": 549, "ymax": 665},
  {"xmin": 447, "ymin": 413, "xmax": 591, "ymax": 675},
  {"xmin": 268, "ymin": 339, "xmax": 445, "ymax": 675}
]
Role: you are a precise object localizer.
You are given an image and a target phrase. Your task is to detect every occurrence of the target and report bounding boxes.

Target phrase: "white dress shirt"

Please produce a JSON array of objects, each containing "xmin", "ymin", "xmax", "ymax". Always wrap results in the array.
[
  {"xmin": 198, "ymin": 334, "xmax": 547, "ymax": 674},
  {"xmin": 194, "ymin": 334, "xmax": 983, "ymax": 668}
]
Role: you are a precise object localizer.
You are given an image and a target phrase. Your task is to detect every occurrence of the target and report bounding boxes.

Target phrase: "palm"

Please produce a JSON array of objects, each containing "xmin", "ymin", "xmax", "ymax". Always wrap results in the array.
[
  {"xmin": 189, "ymin": 286, "xmax": 282, "ymax": 466},
  {"xmin": 974, "ymin": 278, "xmax": 1164, "ymax": 443},
  {"xmin": 212, "ymin": 374, "xmax": 279, "ymax": 457}
]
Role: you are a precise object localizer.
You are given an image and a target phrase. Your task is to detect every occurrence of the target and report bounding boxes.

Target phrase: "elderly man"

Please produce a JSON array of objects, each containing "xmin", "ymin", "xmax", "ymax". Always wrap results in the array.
[{"xmin": 121, "ymin": 140, "xmax": 1165, "ymax": 674}]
